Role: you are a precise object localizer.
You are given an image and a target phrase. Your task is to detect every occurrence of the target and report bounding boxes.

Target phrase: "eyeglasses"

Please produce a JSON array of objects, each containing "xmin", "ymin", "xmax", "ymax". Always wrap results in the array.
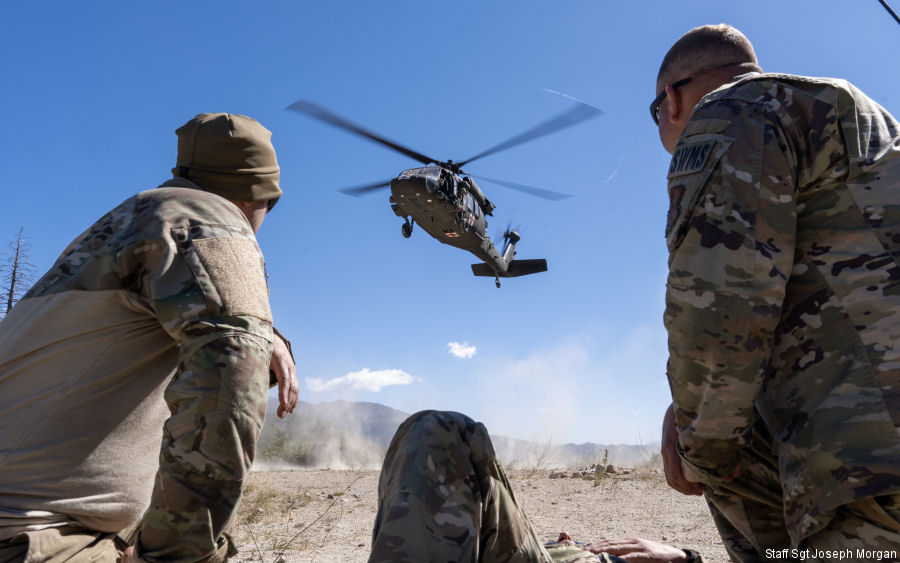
[
  {"xmin": 650, "ymin": 77, "xmax": 692, "ymax": 125},
  {"xmin": 266, "ymin": 198, "xmax": 279, "ymax": 212}
]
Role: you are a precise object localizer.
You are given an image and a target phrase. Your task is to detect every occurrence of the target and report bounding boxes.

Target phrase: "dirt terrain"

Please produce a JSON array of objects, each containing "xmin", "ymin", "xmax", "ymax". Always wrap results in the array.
[{"xmin": 234, "ymin": 468, "xmax": 730, "ymax": 562}]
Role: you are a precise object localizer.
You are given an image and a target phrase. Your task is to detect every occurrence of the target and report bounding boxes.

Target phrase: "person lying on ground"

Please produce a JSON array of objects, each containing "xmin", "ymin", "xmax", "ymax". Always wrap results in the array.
[{"xmin": 369, "ymin": 410, "xmax": 702, "ymax": 563}]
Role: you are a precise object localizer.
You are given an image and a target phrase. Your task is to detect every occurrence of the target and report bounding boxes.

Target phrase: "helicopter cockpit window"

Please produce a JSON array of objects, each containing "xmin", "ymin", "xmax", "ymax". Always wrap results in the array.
[{"xmin": 466, "ymin": 193, "xmax": 476, "ymax": 213}]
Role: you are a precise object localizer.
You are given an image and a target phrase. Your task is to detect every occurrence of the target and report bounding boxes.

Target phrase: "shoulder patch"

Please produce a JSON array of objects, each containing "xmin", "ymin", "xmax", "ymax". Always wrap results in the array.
[
  {"xmin": 193, "ymin": 236, "xmax": 271, "ymax": 322},
  {"xmin": 173, "ymin": 225, "xmax": 272, "ymax": 323},
  {"xmin": 667, "ymin": 140, "xmax": 715, "ymax": 179}
]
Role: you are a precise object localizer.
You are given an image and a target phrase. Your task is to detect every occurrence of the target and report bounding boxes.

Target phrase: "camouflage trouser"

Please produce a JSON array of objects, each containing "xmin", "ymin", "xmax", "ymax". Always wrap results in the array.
[
  {"xmin": 693, "ymin": 421, "xmax": 900, "ymax": 562},
  {"xmin": 370, "ymin": 410, "xmax": 605, "ymax": 563},
  {"xmin": 0, "ymin": 527, "xmax": 120, "ymax": 563},
  {"xmin": 0, "ymin": 522, "xmax": 236, "ymax": 563}
]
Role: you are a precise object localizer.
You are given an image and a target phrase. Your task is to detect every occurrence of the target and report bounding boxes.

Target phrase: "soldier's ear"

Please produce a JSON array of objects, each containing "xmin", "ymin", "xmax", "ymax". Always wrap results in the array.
[{"xmin": 664, "ymin": 84, "xmax": 683, "ymax": 123}]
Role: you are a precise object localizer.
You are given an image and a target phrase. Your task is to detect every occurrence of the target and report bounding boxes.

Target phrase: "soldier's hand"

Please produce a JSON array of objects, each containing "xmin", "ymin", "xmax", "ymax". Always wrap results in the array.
[
  {"xmin": 272, "ymin": 332, "xmax": 299, "ymax": 418},
  {"xmin": 119, "ymin": 546, "xmax": 136, "ymax": 563},
  {"xmin": 587, "ymin": 537, "xmax": 690, "ymax": 562},
  {"xmin": 662, "ymin": 403, "xmax": 704, "ymax": 496}
]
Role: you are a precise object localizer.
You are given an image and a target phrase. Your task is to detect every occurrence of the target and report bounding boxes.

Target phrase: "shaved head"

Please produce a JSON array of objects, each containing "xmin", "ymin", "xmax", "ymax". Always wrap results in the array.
[{"xmin": 657, "ymin": 24, "xmax": 761, "ymax": 89}]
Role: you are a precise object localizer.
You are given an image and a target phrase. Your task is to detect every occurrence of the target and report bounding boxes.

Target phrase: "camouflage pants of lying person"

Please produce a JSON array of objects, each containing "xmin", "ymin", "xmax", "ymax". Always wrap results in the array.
[{"xmin": 369, "ymin": 410, "xmax": 701, "ymax": 563}]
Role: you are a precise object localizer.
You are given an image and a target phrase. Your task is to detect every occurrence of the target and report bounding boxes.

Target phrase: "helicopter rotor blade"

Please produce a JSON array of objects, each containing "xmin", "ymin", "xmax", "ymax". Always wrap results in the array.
[
  {"xmin": 338, "ymin": 179, "xmax": 393, "ymax": 197},
  {"xmin": 456, "ymin": 101, "xmax": 602, "ymax": 167},
  {"xmin": 470, "ymin": 174, "xmax": 572, "ymax": 201},
  {"xmin": 286, "ymin": 100, "xmax": 438, "ymax": 166}
]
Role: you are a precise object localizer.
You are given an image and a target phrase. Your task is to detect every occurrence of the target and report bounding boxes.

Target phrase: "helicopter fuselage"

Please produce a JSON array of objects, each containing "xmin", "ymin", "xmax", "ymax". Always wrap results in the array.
[
  {"xmin": 388, "ymin": 166, "xmax": 547, "ymax": 285},
  {"xmin": 389, "ymin": 167, "xmax": 503, "ymax": 265}
]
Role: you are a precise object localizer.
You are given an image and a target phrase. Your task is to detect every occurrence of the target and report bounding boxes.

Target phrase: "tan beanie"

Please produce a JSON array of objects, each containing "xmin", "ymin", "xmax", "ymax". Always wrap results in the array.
[{"xmin": 173, "ymin": 113, "xmax": 283, "ymax": 208}]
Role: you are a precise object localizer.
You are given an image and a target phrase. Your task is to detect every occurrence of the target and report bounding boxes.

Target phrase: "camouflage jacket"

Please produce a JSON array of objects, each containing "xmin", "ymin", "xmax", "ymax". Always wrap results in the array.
[
  {"xmin": 664, "ymin": 73, "xmax": 900, "ymax": 541},
  {"xmin": 0, "ymin": 180, "xmax": 273, "ymax": 562}
]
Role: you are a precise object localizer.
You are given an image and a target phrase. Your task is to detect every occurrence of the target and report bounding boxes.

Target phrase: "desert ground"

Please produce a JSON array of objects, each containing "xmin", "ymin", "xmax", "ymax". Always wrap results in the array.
[{"xmin": 233, "ymin": 467, "xmax": 730, "ymax": 562}]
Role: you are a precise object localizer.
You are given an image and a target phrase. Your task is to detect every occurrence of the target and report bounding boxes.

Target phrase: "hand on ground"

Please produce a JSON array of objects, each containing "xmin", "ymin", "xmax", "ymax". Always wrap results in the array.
[{"xmin": 587, "ymin": 537, "xmax": 688, "ymax": 562}]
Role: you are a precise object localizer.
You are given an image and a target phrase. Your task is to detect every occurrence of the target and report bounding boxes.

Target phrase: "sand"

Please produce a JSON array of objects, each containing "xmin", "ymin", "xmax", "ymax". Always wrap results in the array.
[{"xmin": 233, "ymin": 468, "xmax": 730, "ymax": 562}]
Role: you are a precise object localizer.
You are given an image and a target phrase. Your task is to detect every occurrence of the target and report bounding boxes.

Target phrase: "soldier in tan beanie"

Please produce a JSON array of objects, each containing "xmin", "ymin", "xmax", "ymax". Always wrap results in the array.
[{"xmin": 0, "ymin": 113, "xmax": 298, "ymax": 563}]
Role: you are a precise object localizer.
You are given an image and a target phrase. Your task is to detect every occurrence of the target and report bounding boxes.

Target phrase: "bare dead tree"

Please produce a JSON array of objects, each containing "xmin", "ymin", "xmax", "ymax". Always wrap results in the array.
[{"xmin": 2, "ymin": 226, "xmax": 37, "ymax": 317}]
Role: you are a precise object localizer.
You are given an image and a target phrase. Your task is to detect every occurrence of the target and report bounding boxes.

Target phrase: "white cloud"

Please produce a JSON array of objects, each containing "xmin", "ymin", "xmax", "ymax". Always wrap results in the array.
[
  {"xmin": 448, "ymin": 341, "xmax": 477, "ymax": 359},
  {"xmin": 305, "ymin": 368, "xmax": 419, "ymax": 393}
]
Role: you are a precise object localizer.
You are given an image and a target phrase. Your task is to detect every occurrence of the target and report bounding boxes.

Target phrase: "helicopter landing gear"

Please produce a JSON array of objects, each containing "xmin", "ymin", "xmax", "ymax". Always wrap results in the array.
[
  {"xmin": 401, "ymin": 219, "xmax": 413, "ymax": 238},
  {"xmin": 495, "ymin": 276, "xmax": 501, "ymax": 288}
]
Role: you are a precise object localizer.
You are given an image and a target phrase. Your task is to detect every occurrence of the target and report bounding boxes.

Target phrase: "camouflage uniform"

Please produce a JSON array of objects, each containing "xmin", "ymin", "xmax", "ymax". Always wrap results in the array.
[
  {"xmin": 0, "ymin": 179, "xmax": 273, "ymax": 562},
  {"xmin": 665, "ymin": 72, "xmax": 900, "ymax": 559},
  {"xmin": 370, "ymin": 410, "xmax": 629, "ymax": 563}
]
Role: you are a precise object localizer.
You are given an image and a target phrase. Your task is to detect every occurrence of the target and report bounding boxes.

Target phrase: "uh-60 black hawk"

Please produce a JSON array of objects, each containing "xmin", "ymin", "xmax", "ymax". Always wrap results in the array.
[{"xmin": 287, "ymin": 98, "xmax": 600, "ymax": 287}]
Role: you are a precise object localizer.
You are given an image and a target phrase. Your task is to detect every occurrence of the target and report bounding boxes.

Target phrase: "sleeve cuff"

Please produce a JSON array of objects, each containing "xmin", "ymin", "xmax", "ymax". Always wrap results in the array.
[{"xmin": 677, "ymin": 436, "xmax": 741, "ymax": 482}]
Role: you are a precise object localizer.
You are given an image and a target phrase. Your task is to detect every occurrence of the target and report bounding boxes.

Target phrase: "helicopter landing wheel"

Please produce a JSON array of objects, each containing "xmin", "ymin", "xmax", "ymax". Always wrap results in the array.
[
  {"xmin": 401, "ymin": 221, "xmax": 412, "ymax": 238},
  {"xmin": 495, "ymin": 277, "xmax": 501, "ymax": 288}
]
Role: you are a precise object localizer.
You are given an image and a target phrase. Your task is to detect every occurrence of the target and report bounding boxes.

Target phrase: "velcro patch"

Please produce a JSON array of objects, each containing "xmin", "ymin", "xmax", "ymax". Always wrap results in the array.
[
  {"xmin": 667, "ymin": 140, "xmax": 715, "ymax": 178},
  {"xmin": 193, "ymin": 236, "xmax": 272, "ymax": 322}
]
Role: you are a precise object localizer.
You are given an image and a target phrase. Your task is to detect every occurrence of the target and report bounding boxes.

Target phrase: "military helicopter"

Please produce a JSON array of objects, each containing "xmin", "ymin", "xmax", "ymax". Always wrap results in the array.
[{"xmin": 287, "ymin": 98, "xmax": 600, "ymax": 287}]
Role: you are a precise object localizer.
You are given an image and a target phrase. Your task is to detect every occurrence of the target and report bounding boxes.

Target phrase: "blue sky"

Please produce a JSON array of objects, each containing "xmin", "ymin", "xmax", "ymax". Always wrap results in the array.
[{"xmin": 2, "ymin": 1, "xmax": 899, "ymax": 444}]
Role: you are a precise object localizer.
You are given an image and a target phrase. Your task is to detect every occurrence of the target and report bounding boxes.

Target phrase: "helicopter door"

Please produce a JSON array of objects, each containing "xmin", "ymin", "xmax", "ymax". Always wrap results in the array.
[{"xmin": 463, "ymin": 193, "xmax": 479, "ymax": 231}]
